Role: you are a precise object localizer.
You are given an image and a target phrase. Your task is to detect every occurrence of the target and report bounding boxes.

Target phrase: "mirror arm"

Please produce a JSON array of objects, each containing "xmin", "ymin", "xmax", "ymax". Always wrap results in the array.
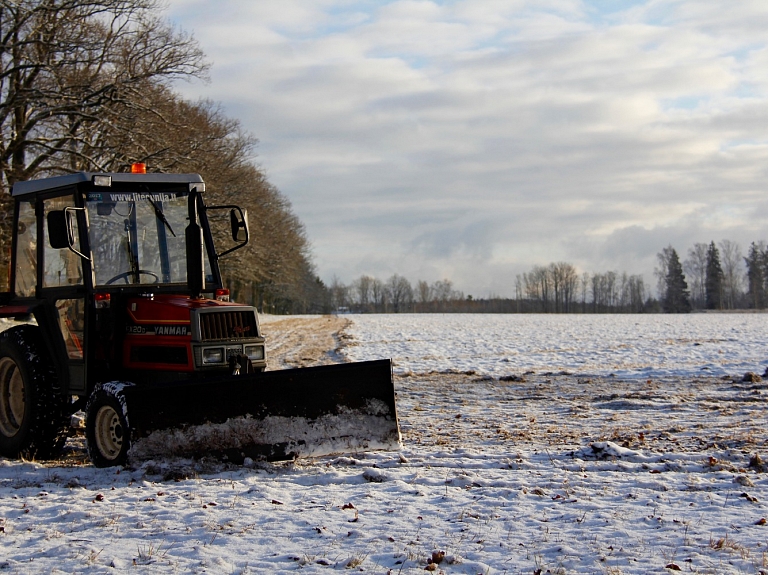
[
  {"xmin": 216, "ymin": 241, "xmax": 248, "ymax": 259},
  {"xmin": 64, "ymin": 207, "xmax": 91, "ymax": 261}
]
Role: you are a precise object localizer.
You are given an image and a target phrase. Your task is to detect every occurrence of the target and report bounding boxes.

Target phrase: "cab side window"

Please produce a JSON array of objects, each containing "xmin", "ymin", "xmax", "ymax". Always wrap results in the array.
[
  {"xmin": 43, "ymin": 196, "xmax": 83, "ymax": 288},
  {"xmin": 14, "ymin": 201, "xmax": 37, "ymax": 297}
]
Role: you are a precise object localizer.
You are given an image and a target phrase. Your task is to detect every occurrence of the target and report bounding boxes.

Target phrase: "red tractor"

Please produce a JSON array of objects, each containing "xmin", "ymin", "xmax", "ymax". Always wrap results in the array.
[{"xmin": 0, "ymin": 168, "xmax": 398, "ymax": 466}]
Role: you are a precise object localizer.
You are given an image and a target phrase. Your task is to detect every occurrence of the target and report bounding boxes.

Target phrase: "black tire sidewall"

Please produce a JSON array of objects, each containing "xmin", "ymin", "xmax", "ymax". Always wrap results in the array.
[{"xmin": 0, "ymin": 325, "xmax": 67, "ymax": 459}]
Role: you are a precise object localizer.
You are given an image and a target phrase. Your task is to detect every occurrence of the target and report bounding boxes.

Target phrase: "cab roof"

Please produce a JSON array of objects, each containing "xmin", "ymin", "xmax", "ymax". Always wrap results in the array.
[{"xmin": 11, "ymin": 172, "xmax": 204, "ymax": 197}]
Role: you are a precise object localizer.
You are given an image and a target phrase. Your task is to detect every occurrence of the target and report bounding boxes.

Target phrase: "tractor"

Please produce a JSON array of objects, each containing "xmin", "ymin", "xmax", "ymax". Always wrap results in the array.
[{"xmin": 0, "ymin": 167, "xmax": 399, "ymax": 466}]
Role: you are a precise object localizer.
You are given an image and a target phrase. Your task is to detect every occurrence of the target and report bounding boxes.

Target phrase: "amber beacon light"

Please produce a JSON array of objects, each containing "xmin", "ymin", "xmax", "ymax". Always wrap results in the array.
[{"xmin": 131, "ymin": 162, "xmax": 147, "ymax": 174}]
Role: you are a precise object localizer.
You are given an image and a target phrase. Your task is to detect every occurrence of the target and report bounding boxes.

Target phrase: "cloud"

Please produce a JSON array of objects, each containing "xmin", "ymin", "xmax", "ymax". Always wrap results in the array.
[{"xmin": 167, "ymin": 0, "xmax": 768, "ymax": 297}]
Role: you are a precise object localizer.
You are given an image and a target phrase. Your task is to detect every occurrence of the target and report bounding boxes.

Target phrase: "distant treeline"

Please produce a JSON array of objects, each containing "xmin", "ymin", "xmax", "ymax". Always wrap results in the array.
[{"xmin": 325, "ymin": 240, "xmax": 768, "ymax": 314}]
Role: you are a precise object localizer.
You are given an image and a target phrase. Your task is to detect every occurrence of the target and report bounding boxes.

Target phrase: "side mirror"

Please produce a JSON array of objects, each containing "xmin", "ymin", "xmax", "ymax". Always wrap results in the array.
[
  {"xmin": 47, "ymin": 210, "xmax": 75, "ymax": 249},
  {"xmin": 47, "ymin": 208, "xmax": 90, "ymax": 260},
  {"xmin": 230, "ymin": 208, "xmax": 249, "ymax": 243}
]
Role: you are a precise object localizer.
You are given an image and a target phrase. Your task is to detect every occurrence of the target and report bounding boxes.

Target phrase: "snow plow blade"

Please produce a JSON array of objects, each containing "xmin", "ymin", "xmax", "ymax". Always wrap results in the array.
[{"xmin": 120, "ymin": 359, "xmax": 400, "ymax": 462}]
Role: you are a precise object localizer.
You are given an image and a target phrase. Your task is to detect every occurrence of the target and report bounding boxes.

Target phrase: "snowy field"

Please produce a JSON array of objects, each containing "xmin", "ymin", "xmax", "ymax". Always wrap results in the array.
[
  {"xmin": 341, "ymin": 313, "xmax": 768, "ymax": 379},
  {"xmin": 0, "ymin": 313, "xmax": 767, "ymax": 574}
]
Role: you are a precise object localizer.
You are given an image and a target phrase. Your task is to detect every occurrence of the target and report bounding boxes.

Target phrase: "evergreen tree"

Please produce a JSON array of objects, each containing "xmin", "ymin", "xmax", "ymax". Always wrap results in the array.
[
  {"xmin": 745, "ymin": 242, "xmax": 767, "ymax": 309},
  {"xmin": 663, "ymin": 247, "xmax": 691, "ymax": 313},
  {"xmin": 705, "ymin": 241, "xmax": 724, "ymax": 310}
]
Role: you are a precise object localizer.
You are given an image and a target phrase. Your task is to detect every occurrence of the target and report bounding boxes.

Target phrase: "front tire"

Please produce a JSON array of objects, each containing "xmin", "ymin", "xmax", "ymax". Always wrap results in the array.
[
  {"xmin": 86, "ymin": 385, "xmax": 131, "ymax": 467},
  {"xmin": 0, "ymin": 326, "xmax": 68, "ymax": 459}
]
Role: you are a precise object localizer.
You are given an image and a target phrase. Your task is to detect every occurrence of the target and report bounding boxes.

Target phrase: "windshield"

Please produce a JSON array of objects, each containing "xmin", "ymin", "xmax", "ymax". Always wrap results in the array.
[{"xmin": 85, "ymin": 187, "xmax": 214, "ymax": 287}]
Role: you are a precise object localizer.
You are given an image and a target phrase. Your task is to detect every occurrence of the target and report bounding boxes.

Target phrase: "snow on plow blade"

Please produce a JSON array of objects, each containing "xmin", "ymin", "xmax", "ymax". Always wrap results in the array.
[{"xmin": 121, "ymin": 359, "xmax": 400, "ymax": 462}]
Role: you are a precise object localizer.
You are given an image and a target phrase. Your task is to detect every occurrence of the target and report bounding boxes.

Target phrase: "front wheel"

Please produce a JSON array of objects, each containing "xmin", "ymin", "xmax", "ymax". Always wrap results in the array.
[{"xmin": 86, "ymin": 385, "xmax": 131, "ymax": 467}]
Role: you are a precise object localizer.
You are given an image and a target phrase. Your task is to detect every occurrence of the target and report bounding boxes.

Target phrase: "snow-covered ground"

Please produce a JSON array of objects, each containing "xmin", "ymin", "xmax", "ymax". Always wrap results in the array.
[
  {"xmin": 341, "ymin": 313, "xmax": 768, "ymax": 379},
  {"xmin": 1, "ymin": 314, "xmax": 767, "ymax": 574}
]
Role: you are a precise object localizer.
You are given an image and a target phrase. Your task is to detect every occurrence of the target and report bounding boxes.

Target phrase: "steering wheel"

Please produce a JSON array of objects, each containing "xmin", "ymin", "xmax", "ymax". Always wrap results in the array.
[{"xmin": 104, "ymin": 270, "xmax": 159, "ymax": 285}]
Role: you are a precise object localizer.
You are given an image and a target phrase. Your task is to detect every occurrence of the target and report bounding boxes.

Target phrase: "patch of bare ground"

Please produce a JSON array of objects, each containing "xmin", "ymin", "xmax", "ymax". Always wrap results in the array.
[
  {"xmin": 259, "ymin": 314, "xmax": 351, "ymax": 370},
  {"xmin": 395, "ymin": 371, "xmax": 768, "ymax": 459}
]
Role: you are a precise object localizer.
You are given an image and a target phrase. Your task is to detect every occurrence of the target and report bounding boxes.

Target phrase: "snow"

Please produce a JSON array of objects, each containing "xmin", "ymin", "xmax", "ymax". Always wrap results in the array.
[
  {"xmin": 1, "ymin": 313, "xmax": 768, "ymax": 574},
  {"xmin": 341, "ymin": 313, "xmax": 768, "ymax": 378}
]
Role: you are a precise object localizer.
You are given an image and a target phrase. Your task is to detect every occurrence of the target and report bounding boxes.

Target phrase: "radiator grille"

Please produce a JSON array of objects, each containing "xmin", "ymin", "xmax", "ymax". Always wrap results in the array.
[{"xmin": 199, "ymin": 310, "xmax": 258, "ymax": 341}]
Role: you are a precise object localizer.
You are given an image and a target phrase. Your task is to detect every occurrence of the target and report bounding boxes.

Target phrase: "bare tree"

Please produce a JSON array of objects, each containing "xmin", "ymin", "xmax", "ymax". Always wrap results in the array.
[
  {"xmin": 514, "ymin": 274, "xmax": 523, "ymax": 312},
  {"xmin": 328, "ymin": 276, "xmax": 349, "ymax": 312},
  {"xmin": 432, "ymin": 279, "xmax": 458, "ymax": 311},
  {"xmin": 590, "ymin": 273, "xmax": 601, "ymax": 312},
  {"xmin": 626, "ymin": 275, "xmax": 646, "ymax": 312},
  {"xmin": 371, "ymin": 278, "xmax": 386, "ymax": 312},
  {"xmin": 415, "ymin": 280, "xmax": 431, "ymax": 312},
  {"xmin": 580, "ymin": 272, "xmax": 589, "ymax": 313},
  {"xmin": 386, "ymin": 274, "xmax": 413, "ymax": 313},
  {"xmin": 524, "ymin": 266, "xmax": 551, "ymax": 312},
  {"xmin": 719, "ymin": 239, "xmax": 743, "ymax": 310},
  {"xmin": 684, "ymin": 243, "xmax": 708, "ymax": 309},
  {"xmin": 0, "ymin": 0, "xmax": 206, "ymax": 183},
  {"xmin": 352, "ymin": 275, "xmax": 374, "ymax": 312}
]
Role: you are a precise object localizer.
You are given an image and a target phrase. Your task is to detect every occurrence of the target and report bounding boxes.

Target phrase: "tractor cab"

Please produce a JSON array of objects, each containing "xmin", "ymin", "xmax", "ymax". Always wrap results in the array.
[{"xmin": 5, "ymin": 170, "xmax": 257, "ymax": 401}]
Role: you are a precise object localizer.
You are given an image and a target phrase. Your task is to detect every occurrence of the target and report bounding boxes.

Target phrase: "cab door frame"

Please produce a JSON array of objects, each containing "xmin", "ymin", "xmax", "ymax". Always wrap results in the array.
[{"xmin": 33, "ymin": 185, "xmax": 95, "ymax": 396}]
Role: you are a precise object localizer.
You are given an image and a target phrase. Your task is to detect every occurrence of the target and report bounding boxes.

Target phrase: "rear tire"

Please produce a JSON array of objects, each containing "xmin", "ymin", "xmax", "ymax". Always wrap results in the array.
[
  {"xmin": 86, "ymin": 385, "xmax": 130, "ymax": 467},
  {"xmin": 0, "ymin": 325, "xmax": 68, "ymax": 459}
]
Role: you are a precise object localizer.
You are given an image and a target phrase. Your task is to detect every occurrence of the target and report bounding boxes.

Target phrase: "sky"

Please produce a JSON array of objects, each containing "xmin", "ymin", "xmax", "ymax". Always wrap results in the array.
[{"xmin": 164, "ymin": 0, "xmax": 768, "ymax": 298}]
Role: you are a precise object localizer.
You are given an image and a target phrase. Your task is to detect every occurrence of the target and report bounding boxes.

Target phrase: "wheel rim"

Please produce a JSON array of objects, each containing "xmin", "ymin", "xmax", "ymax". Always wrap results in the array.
[
  {"xmin": 0, "ymin": 357, "xmax": 25, "ymax": 437},
  {"xmin": 93, "ymin": 405, "xmax": 124, "ymax": 461}
]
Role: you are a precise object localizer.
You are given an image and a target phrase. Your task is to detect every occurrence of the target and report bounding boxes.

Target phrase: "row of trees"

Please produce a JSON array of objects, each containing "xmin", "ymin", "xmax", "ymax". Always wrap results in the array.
[
  {"xmin": 329, "ymin": 275, "xmax": 467, "ymax": 313},
  {"xmin": 324, "ymin": 239, "xmax": 768, "ymax": 314},
  {"xmin": 514, "ymin": 239, "xmax": 766, "ymax": 314},
  {"xmin": 515, "ymin": 264, "xmax": 649, "ymax": 313},
  {"xmin": 0, "ymin": 0, "xmax": 323, "ymax": 313},
  {"xmin": 657, "ymin": 240, "xmax": 768, "ymax": 313}
]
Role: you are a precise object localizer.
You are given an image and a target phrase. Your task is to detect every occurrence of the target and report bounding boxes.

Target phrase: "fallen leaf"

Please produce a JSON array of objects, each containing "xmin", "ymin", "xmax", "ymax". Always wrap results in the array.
[{"xmin": 665, "ymin": 564, "xmax": 681, "ymax": 571}]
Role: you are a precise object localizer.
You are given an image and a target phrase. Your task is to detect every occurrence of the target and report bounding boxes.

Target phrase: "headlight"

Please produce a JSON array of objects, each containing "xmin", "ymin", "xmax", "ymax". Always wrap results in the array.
[
  {"xmin": 244, "ymin": 345, "xmax": 264, "ymax": 361},
  {"xmin": 202, "ymin": 347, "xmax": 225, "ymax": 364}
]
